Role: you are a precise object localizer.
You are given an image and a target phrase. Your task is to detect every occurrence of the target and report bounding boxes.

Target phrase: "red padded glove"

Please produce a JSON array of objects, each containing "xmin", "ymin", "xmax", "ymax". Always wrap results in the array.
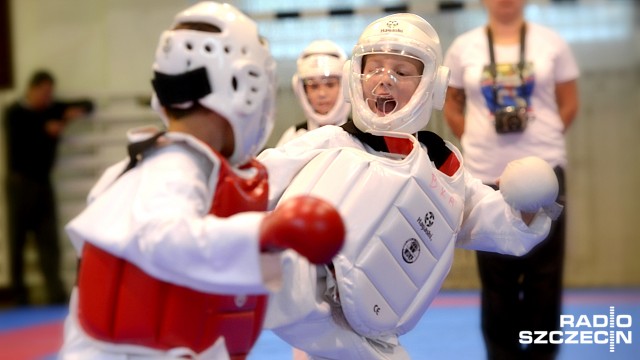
[{"xmin": 259, "ymin": 196, "xmax": 345, "ymax": 264}]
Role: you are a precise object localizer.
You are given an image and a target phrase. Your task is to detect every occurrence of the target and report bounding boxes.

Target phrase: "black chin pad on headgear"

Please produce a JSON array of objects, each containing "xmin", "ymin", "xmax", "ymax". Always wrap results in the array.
[{"xmin": 152, "ymin": 67, "xmax": 212, "ymax": 106}]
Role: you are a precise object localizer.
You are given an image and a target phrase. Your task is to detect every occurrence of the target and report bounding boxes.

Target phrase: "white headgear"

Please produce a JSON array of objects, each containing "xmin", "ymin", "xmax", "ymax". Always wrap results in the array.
[
  {"xmin": 292, "ymin": 40, "xmax": 350, "ymax": 128},
  {"xmin": 151, "ymin": 2, "xmax": 277, "ymax": 165},
  {"xmin": 344, "ymin": 13, "xmax": 450, "ymax": 134}
]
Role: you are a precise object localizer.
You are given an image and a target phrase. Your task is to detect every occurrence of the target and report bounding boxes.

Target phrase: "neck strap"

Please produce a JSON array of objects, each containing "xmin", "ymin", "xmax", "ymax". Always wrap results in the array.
[
  {"xmin": 486, "ymin": 23, "xmax": 527, "ymax": 103},
  {"xmin": 120, "ymin": 131, "xmax": 167, "ymax": 176}
]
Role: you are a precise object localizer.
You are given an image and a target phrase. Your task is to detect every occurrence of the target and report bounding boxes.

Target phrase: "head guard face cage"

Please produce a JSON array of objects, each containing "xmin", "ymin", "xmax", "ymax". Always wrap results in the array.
[
  {"xmin": 292, "ymin": 40, "xmax": 351, "ymax": 127},
  {"xmin": 344, "ymin": 13, "xmax": 450, "ymax": 134},
  {"xmin": 151, "ymin": 1, "xmax": 276, "ymax": 165}
]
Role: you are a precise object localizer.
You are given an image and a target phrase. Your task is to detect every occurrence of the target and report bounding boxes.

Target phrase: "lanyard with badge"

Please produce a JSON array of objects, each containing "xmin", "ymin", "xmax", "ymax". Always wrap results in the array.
[{"xmin": 487, "ymin": 23, "xmax": 529, "ymax": 134}]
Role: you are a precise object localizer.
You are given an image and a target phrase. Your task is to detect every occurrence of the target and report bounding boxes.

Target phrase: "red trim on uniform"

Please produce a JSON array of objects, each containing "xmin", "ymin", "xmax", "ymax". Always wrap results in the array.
[
  {"xmin": 439, "ymin": 153, "xmax": 460, "ymax": 177},
  {"xmin": 383, "ymin": 136, "xmax": 414, "ymax": 156},
  {"xmin": 384, "ymin": 135, "xmax": 460, "ymax": 176}
]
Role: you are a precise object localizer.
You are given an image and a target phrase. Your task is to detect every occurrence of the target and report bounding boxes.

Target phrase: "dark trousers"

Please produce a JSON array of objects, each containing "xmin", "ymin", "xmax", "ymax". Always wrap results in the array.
[
  {"xmin": 477, "ymin": 167, "xmax": 566, "ymax": 360},
  {"xmin": 6, "ymin": 172, "xmax": 67, "ymax": 305}
]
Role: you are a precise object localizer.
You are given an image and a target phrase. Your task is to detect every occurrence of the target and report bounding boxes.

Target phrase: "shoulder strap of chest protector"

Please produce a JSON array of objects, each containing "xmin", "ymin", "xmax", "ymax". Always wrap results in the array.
[{"xmin": 340, "ymin": 120, "xmax": 453, "ymax": 170}]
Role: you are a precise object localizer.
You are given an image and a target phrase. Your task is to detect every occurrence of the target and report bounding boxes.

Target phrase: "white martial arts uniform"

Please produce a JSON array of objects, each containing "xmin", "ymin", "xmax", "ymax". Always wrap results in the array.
[
  {"xmin": 59, "ymin": 127, "xmax": 280, "ymax": 360},
  {"xmin": 275, "ymin": 122, "xmax": 312, "ymax": 148},
  {"xmin": 258, "ymin": 124, "xmax": 552, "ymax": 359}
]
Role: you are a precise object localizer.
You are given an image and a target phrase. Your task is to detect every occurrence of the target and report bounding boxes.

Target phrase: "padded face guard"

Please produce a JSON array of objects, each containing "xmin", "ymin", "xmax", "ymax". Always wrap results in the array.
[
  {"xmin": 292, "ymin": 40, "xmax": 350, "ymax": 127},
  {"xmin": 345, "ymin": 13, "xmax": 450, "ymax": 134},
  {"xmin": 151, "ymin": 2, "xmax": 276, "ymax": 165}
]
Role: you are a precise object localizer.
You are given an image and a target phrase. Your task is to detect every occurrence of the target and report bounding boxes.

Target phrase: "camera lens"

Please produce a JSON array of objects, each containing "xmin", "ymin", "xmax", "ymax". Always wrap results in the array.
[{"xmin": 508, "ymin": 115, "xmax": 520, "ymax": 130}]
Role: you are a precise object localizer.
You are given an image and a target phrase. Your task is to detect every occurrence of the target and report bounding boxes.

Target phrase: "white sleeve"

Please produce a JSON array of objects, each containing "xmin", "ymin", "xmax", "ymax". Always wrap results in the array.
[
  {"xmin": 454, "ymin": 170, "xmax": 552, "ymax": 256},
  {"xmin": 553, "ymin": 33, "xmax": 580, "ymax": 83},
  {"xmin": 264, "ymin": 252, "xmax": 410, "ymax": 360},
  {"xmin": 259, "ymin": 126, "xmax": 356, "ymax": 210},
  {"xmin": 66, "ymin": 146, "xmax": 270, "ymax": 295},
  {"xmin": 443, "ymin": 36, "xmax": 464, "ymax": 89}
]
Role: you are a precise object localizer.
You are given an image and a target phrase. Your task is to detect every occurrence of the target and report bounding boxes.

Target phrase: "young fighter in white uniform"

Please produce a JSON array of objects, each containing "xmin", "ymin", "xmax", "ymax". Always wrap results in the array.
[
  {"xmin": 58, "ymin": 2, "xmax": 344, "ymax": 359},
  {"xmin": 276, "ymin": 40, "xmax": 351, "ymax": 147},
  {"xmin": 259, "ymin": 13, "xmax": 562, "ymax": 359}
]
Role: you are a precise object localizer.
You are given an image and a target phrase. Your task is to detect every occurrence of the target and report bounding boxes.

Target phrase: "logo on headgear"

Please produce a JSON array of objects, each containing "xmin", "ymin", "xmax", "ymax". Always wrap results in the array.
[{"xmin": 382, "ymin": 20, "xmax": 403, "ymax": 34}]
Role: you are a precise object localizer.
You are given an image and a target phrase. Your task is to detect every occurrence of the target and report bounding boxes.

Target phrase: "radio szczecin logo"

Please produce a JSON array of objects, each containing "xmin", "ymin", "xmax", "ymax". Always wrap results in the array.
[{"xmin": 519, "ymin": 306, "xmax": 632, "ymax": 352}]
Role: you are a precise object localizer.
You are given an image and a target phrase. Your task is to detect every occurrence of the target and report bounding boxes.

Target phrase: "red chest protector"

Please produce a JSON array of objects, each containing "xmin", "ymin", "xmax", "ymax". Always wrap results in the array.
[{"xmin": 77, "ymin": 154, "xmax": 269, "ymax": 360}]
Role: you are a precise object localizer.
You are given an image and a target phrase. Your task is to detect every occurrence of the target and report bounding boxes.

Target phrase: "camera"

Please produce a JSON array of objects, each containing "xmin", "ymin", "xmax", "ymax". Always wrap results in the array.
[{"xmin": 494, "ymin": 106, "xmax": 528, "ymax": 134}]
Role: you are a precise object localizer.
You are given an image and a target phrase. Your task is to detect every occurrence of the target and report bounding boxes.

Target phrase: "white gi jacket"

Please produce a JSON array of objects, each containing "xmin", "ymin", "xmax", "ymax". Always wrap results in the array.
[
  {"xmin": 60, "ymin": 128, "xmax": 280, "ymax": 360},
  {"xmin": 258, "ymin": 125, "xmax": 551, "ymax": 360}
]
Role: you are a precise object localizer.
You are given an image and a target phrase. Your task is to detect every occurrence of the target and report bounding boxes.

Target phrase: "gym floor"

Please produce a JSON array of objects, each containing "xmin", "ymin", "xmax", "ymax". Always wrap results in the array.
[{"xmin": 1, "ymin": 288, "xmax": 638, "ymax": 359}]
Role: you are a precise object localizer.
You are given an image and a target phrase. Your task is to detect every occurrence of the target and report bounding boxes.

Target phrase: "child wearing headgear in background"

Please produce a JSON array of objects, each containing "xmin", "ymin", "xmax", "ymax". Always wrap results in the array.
[{"xmin": 276, "ymin": 40, "xmax": 351, "ymax": 147}]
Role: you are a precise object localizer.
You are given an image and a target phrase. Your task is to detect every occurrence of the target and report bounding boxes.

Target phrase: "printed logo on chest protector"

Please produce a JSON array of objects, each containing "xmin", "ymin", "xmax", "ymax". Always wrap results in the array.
[
  {"xmin": 417, "ymin": 211, "xmax": 436, "ymax": 241},
  {"xmin": 373, "ymin": 304, "xmax": 382, "ymax": 316},
  {"xmin": 402, "ymin": 238, "xmax": 421, "ymax": 263}
]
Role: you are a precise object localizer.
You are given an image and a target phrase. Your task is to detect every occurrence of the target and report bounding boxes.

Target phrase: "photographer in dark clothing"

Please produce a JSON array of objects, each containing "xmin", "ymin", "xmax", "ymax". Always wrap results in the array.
[{"xmin": 3, "ymin": 70, "xmax": 93, "ymax": 305}]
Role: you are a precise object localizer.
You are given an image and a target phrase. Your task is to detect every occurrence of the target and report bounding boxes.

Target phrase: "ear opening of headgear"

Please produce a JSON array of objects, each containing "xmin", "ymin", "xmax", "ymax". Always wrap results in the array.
[
  {"xmin": 292, "ymin": 40, "xmax": 351, "ymax": 128},
  {"xmin": 342, "ymin": 60, "xmax": 352, "ymax": 104},
  {"xmin": 150, "ymin": 2, "xmax": 276, "ymax": 165},
  {"xmin": 347, "ymin": 13, "xmax": 448, "ymax": 134}
]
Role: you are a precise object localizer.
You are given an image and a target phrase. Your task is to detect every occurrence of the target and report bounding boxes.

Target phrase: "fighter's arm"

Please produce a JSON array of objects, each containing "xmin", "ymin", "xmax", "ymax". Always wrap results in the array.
[
  {"xmin": 66, "ymin": 149, "xmax": 269, "ymax": 294},
  {"xmin": 259, "ymin": 147, "xmax": 322, "ymax": 210},
  {"xmin": 67, "ymin": 147, "xmax": 343, "ymax": 295},
  {"xmin": 259, "ymin": 125, "xmax": 355, "ymax": 209},
  {"xmin": 454, "ymin": 173, "xmax": 551, "ymax": 256},
  {"xmin": 455, "ymin": 157, "xmax": 559, "ymax": 256}
]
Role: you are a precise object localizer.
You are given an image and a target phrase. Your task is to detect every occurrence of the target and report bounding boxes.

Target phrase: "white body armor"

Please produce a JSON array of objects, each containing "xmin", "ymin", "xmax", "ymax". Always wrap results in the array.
[{"xmin": 278, "ymin": 133, "xmax": 465, "ymax": 337}]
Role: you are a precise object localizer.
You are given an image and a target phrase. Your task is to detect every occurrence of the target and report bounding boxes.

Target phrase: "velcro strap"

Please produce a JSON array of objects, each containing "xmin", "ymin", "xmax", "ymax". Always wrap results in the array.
[
  {"xmin": 119, "ymin": 131, "xmax": 166, "ymax": 177},
  {"xmin": 340, "ymin": 121, "xmax": 389, "ymax": 152},
  {"xmin": 416, "ymin": 131, "xmax": 455, "ymax": 171},
  {"xmin": 152, "ymin": 67, "xmax": 212, "ymax": 106},
  {"xmin": 340, "ymin": 120, "xmax": 459, "ymax": 174}
]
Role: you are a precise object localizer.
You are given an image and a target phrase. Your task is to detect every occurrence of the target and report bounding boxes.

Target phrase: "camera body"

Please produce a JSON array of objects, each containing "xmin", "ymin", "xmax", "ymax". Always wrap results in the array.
[{"xmin": 494, "ymin": 105, "xmax": 528, "ymax": 134}]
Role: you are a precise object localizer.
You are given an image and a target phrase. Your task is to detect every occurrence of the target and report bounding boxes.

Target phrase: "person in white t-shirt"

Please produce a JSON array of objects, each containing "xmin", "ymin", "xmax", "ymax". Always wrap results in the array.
[
  {"xmin": 443, "ymin": 0, "xmax": 579, "ymax": 359},
  {"xmin": 276, "ymin": 40, "xmax": 350, "ymax": 147}
]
